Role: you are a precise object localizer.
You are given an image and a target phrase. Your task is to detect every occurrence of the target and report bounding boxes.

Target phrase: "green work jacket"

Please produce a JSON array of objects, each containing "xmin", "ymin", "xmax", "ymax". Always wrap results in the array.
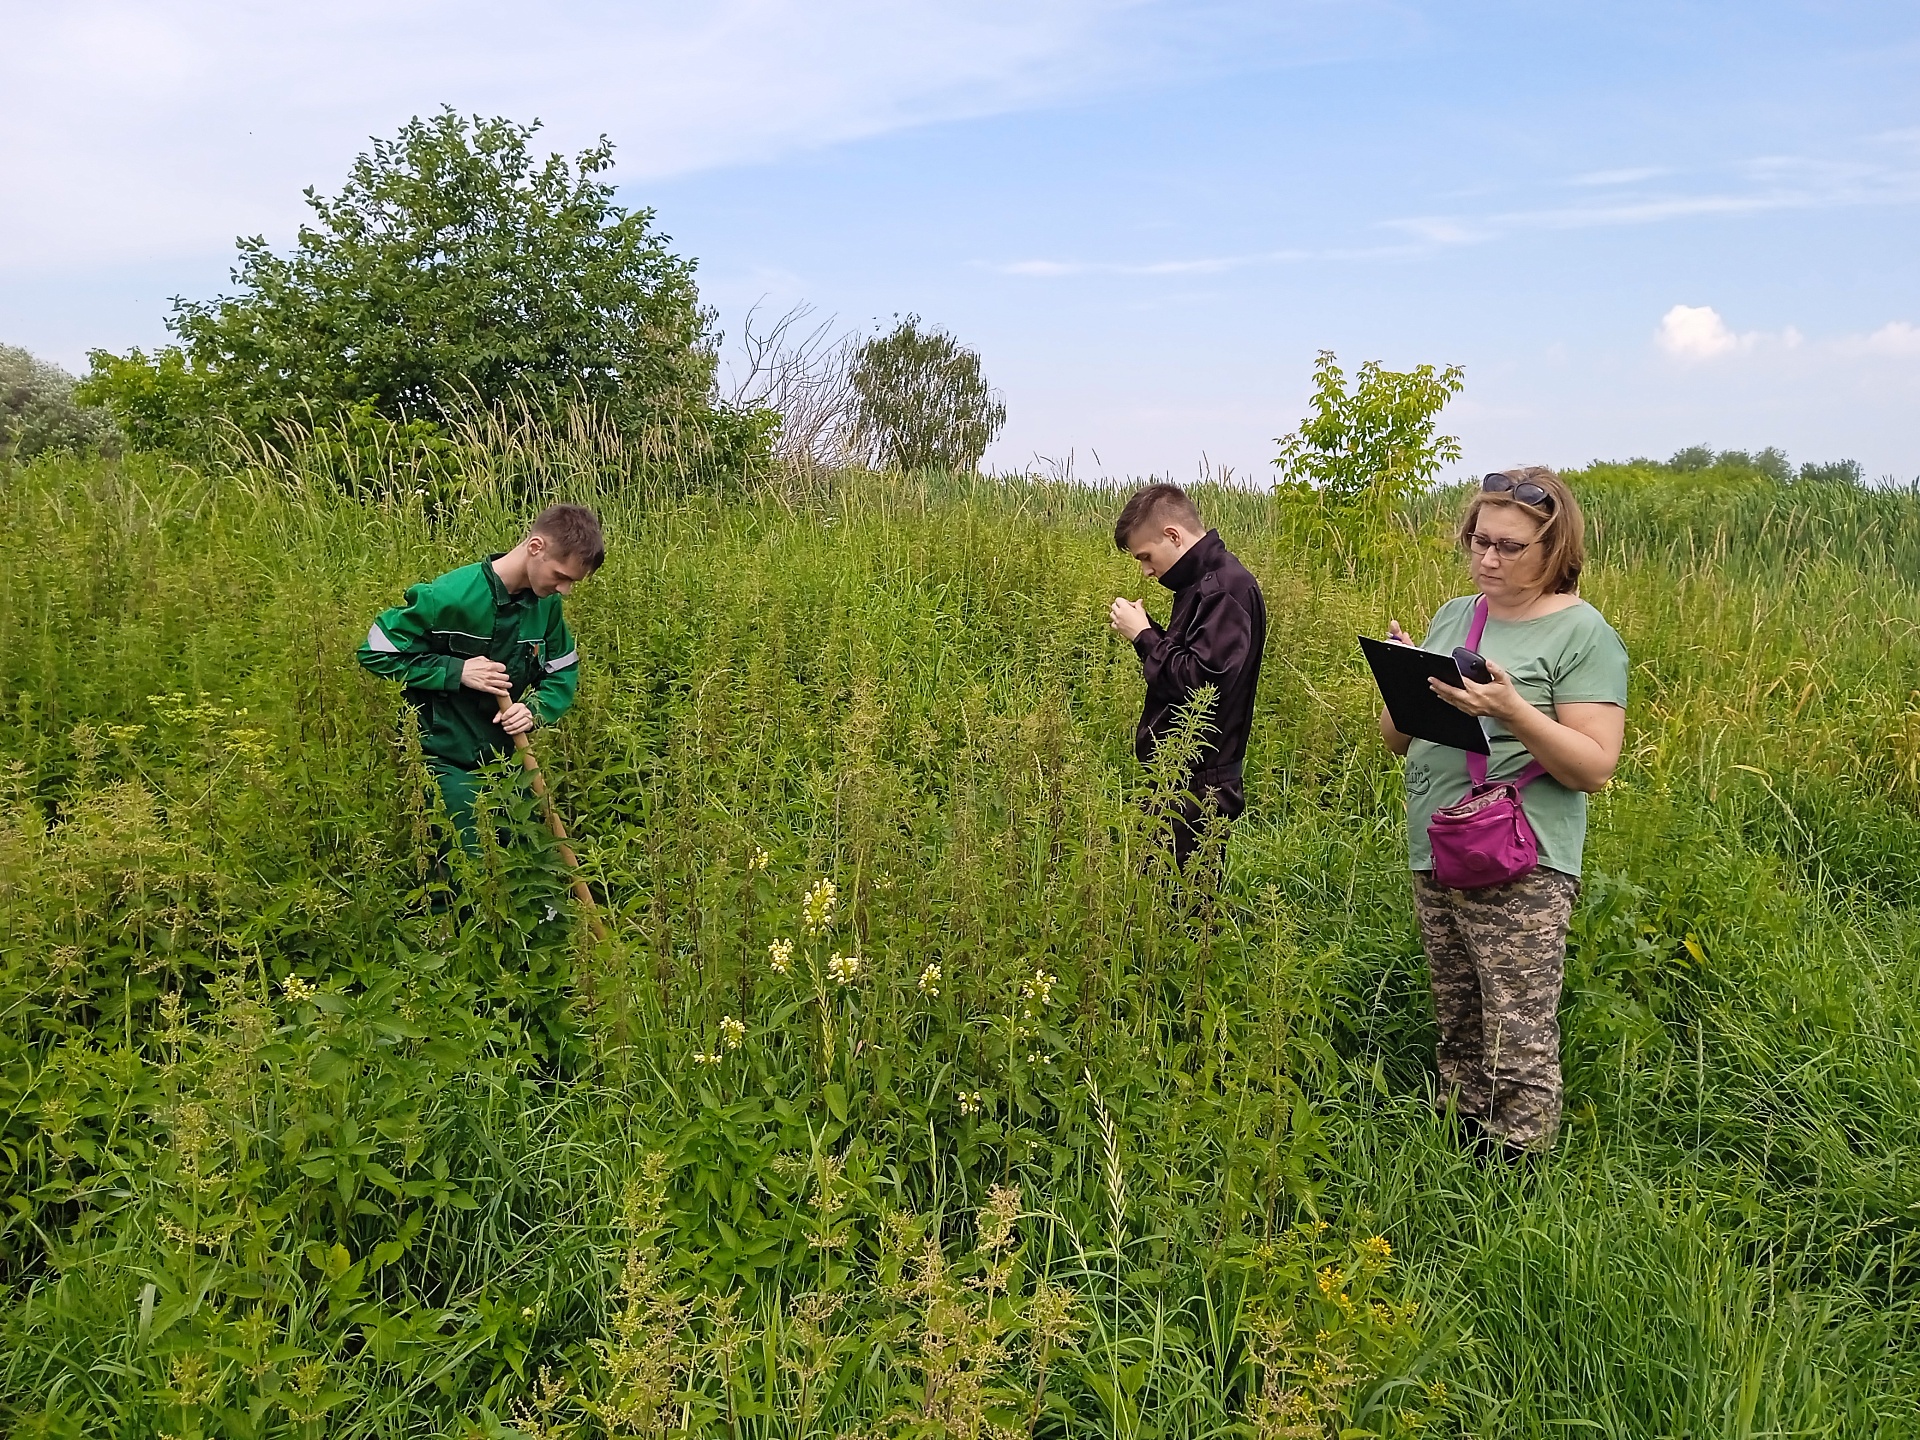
[{"xmin": 357, "ymin": 555, "xmax": 580, "ymax": 769}]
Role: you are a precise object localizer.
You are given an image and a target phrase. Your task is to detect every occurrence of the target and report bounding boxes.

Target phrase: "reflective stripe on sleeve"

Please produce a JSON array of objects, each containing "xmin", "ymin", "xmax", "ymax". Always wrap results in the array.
[
  {"xmin": 544, "ymin": 649, "xmax": 578, "ymax": 673},
  {"xmin": 366, "ymin": 624, "xmax": 400, "ymax": 654}
]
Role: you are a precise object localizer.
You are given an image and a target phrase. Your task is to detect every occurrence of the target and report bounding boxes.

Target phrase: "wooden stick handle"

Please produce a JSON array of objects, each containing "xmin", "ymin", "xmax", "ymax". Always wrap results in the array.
[{"xmin": 498, "ymin": 692, "xmax": 607, "ymax": 941}]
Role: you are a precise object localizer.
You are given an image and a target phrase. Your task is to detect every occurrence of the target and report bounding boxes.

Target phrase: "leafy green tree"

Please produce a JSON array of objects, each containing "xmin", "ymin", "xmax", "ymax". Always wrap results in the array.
[
  {"xmin": 73, "ymin": 347, "xmax": 210, "ymax": 455},
  {"xmin": 84, "ymin": 109, "xmax": 751, "ymax": 457},
  {"xmin": 1272, "ymin": 350, "xmax": 1465, "ymax": 504},
  {"xmin": 850, "ymin": 317, "xmax": 1006, "ymax": 473},
  {"xmin": 1, "ymin": 344, "xmax": 120, "ymax": 463},
  {"xmin": 1666, "ymin": 444, "xmax": 1720, "ymax": 472}
]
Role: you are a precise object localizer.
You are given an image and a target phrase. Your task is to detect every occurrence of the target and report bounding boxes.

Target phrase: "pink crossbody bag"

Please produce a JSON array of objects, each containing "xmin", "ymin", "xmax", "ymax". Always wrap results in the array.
[{"xmin": 1426, "ymin": 597, "xmax": 1548, "ymax": 890}]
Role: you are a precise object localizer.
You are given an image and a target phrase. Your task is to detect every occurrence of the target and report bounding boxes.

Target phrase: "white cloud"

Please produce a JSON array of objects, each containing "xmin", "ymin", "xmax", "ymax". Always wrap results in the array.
[
  {"xmin": 1825, "ymin": 320, "xmax": 1920, "ymax": 360},
  {"xmin": 1644, "ymin": 305, "xmax": 1920, "ymax": 368},
  {"xmin": 1656, "ymin": 304, "xmax": 1752, "ymax": 360},
  {"xmin": 1862, "ymin": 321, "xmax": 1920, "ymax": 357}
]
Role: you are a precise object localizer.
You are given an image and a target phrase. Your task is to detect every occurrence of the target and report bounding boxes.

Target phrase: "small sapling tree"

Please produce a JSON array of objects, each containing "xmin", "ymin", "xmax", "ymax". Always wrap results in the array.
[
  {"xmin": 1273, "ymin": 350, "xmax": 1465, "ymax": 505},
  {"xmin": 850, "ymin": 316, "xmax": 1006, "ymax": 473}
]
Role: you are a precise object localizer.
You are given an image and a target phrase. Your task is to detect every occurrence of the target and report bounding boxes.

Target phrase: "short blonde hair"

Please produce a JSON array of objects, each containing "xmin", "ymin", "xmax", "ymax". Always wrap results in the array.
[{"xmin": 1457, "ymin": 466, "xmax": 1586, "ymax": 595}]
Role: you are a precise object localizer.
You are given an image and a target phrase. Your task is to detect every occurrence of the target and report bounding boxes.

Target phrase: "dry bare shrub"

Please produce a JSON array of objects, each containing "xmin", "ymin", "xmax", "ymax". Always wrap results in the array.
[{"xmin": 724, "ymin": 301, "xmax": 863, "ymax": 471}]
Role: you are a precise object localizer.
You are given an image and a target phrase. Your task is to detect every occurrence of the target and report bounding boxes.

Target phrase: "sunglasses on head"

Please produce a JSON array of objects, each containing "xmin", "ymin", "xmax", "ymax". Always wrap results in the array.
[{"xmin": 1481, "ymin": 472, "xmax": 1556, "ymax": 512}]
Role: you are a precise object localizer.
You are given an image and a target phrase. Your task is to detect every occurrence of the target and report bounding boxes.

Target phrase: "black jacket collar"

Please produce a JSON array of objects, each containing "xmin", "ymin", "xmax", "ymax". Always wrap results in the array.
[{"xmin": 1157, "ymin": 530, "xmax": 1226, "ymax": 592}]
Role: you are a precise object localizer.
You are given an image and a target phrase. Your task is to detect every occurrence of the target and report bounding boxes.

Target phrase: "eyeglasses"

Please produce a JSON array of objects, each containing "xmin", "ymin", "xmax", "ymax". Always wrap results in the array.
[
  {"xmin": 1482, "ymin": 472, "xmax": 1556, "ymax": 512},
  {"xmin": 1467, "ymin": 533, "xmax": 1535, "ymax": 558}
]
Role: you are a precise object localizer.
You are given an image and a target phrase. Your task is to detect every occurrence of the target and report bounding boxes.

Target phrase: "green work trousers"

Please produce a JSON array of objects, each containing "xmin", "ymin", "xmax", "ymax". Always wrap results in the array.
[{"xmin": 428, "ymin": 759, "xmax": 483, "ymax": 852}]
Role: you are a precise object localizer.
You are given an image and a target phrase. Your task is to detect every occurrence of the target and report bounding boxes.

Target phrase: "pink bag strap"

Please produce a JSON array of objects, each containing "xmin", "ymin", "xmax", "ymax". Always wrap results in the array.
[{"xmin": 1461, "ymin": 595, "xmax": 1548, "ymax": 789}]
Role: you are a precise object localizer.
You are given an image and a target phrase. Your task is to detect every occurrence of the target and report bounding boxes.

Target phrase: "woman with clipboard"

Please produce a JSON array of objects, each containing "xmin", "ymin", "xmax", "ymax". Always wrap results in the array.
[{"xmin": 1377, "ymin": 468, "xmax": 1628, "ymax": 1161}]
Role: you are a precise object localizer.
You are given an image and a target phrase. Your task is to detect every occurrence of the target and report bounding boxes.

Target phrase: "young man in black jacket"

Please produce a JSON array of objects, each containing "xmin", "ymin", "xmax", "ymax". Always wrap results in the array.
[{"xmin": 1108, "ymin": 483, "xmax": 1268, "ymax": 867}]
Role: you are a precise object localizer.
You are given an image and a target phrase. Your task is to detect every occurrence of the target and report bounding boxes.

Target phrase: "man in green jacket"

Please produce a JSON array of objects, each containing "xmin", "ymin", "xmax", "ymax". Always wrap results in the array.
[{"xmin": 358, "ymin": 504, "xmax": 604, "ymax": 841}]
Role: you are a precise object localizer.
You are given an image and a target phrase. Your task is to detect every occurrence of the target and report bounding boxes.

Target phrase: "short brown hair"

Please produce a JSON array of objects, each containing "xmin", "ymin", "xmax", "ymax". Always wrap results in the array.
[
  {"xmin": 1114, "ymin": 483, "xmax": 1203, "ymax": 550},
  {"xmin": 531, "ymin": 503, "xmax": 605, "ymax": 572},
  {"xmin": 1458, "ymin": 466, "xmax": 1585, "ymax": 594}
]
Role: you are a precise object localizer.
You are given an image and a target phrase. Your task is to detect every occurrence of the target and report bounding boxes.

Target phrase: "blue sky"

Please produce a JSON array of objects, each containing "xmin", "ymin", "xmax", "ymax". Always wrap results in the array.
[{"xmin": 4, "ymin": 1, "xmax": 1916, "ymax": 480}]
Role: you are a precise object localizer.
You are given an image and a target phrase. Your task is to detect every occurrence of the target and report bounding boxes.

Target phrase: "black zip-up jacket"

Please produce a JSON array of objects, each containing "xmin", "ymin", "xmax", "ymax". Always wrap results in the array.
[{"xmin": 1130, "ymin": 530, "xmax": 1267, "ymax": 779}]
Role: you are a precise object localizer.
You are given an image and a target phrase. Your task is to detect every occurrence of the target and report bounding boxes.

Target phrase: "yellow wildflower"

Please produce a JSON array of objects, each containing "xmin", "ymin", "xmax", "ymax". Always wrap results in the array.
[
  {"xmin": 826, "ymin": 953, "xmax": 861, "ymax": 985},
  {"xmin": 1019, "ymin": 967, "xmax": 1057, "ymax": 1019},
  {"xmin": 802, "ymin": 878, "xmax": 838, "ymax": 935}
]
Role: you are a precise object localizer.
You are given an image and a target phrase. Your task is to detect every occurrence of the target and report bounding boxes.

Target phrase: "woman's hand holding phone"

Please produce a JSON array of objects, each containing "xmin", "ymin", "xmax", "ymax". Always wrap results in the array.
[
  {"xmin": 1452, "ymin": 647, "xmax": 1493, "ymax": 684},
  {"xmin": 1430, "ymin": 655, "xmax": 1524, "ymax": 722}
]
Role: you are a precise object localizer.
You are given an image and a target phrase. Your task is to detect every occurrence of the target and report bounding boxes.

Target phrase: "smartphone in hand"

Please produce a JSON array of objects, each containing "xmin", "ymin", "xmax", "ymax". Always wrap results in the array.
[{"xmin": 1452, "ymin": 647, "xmax": 1492, "ymax": 684}]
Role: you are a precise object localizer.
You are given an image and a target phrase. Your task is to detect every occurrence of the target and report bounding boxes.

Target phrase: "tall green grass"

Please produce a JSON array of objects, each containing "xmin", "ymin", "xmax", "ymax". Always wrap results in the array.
[{"xmin": 0, "ymin": 442, "xmax": 1915, "ymax": 1437}]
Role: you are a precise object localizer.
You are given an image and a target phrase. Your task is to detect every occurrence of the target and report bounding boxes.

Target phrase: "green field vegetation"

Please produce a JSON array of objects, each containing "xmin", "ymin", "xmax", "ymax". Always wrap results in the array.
[{"xmin": 2, "ymin": 439, "xmax": 1918, "ymax": 1439}]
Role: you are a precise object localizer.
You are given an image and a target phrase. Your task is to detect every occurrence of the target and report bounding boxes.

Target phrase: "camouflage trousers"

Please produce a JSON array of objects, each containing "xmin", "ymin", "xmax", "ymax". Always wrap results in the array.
[{"xmin": 1411, "ymin": 867, "xmax": 1580, "ymax": 1150}]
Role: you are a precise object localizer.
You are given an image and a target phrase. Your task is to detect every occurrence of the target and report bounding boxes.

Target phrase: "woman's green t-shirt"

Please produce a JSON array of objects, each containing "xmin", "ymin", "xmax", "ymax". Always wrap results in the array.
[{"xmin": 1403, "ymin": 596, "xmax": 1629, "ymax": 876}]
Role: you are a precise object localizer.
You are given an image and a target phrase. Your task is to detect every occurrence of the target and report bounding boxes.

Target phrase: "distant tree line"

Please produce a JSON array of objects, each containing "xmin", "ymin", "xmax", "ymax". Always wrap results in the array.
[
  {"xmin": 1655, "ymin": 445, "xmax": 1864, "ymax": 486},
  {"xmin": 1, "ymin": 112, "xmax": 1878, "ymax": 492}
]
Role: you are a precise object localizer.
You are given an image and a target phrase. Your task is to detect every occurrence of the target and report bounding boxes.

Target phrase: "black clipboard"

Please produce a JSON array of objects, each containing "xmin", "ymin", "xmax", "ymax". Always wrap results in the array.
[{"xmin": 1358, "ymin": 636, "xmax": 1491, "ymax": 754}]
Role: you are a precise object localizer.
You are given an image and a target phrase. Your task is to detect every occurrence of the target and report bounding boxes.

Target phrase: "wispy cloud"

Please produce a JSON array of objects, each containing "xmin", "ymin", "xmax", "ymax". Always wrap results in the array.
[
  {"xmin": 1384, "ymin": 216, "xmax": 1491, "ymax": 246},
  {"xmin": 989, "ymin": 249, "xmax": 1312, "ymax": 277},
  {"xmin": 1393, "ymin": 137, "xmax": 1920, "ymax": 247},
  {"xmin": 1, "ymin": 0, "xmax": 1363, "ymax": 272},
  {"xmin": 1567, "ymin": 165, "xmax": 1669, "ymax": 187},
  {"xmin": 986, "ymin": 240, "xmax": 1434, "ymax": 278},
  {"xmin": 995, "ymin": 134, "xmax": 1920, "ymax": 283}
]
